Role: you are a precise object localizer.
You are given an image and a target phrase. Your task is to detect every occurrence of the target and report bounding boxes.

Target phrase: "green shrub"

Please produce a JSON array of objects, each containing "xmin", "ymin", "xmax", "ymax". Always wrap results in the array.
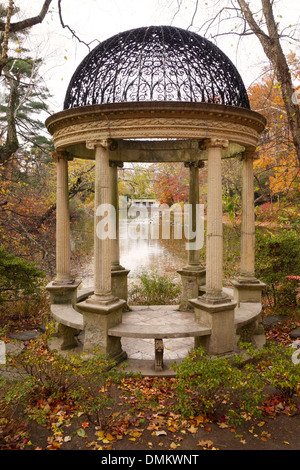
[
  {"xmin": 171, "ymin": 347, "xmax": 266, "ymax": 425},
  {"xmin": 0, "ymin": 247, "xmax": 45, "ymax": 304},
  {"xmin": 255, "ymin": 228, "xmax": 300, "ymax": 307},
  {"xmin": 171, "ymin": 343, "xmax": 300, "ymax": 425},
  {"xmin": 128, "ymin": 270, "xmax": 181, "ymax": 305},
  {"xmin": 252, "ymin": 342, "xmax": 300, "ymax": 398},
  {"xmin": 4, "ymin": 326, "xmax": 125, "ymax": 427}
]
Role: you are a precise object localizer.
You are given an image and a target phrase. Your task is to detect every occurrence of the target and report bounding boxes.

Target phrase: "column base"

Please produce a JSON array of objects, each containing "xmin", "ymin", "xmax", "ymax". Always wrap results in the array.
[
  {"xmin": 111, "ymin": 267, "xmax": 130, "ymax": 310},
  {"xmin": 231, "ymin": 278, "xmax": 265, "ymax": 306},
  {"xmin": 189, "ymin": 296, "xmax": 237, "ymax": 355},
  {"xmin": 46, "ymin": 280, "xmax": 81, "ymax": 305},
  {"xmin": 46, "ymin": 280, "xmax": 82, "ymax": 352},
  {"xmin": 177, "ymin": 267, "xmax": 206, "ymax": 311},
  {"xmin": 76, "ymin": 296, "xmax": 127, "ymax": 359}
]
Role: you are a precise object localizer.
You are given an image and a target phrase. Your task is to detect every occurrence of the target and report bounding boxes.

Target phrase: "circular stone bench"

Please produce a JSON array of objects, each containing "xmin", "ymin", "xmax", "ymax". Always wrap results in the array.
[
  {"xmin": 234, "ymin": 302, "xmax": 264, "ymax": 345},
  {"xmin": 50, "ymin": 300, "xmax": 211, "ymax": 369},
  {"xmin": 108, "ymin": 322, "xmax": 212, "ymax": 371},
  {"xmin": 49, "ymin": 287, "xmax": 263, "ymax": 366},
  {"xmin": 51, "ymin": 304, "xmax": 84, "ymax": 330}
]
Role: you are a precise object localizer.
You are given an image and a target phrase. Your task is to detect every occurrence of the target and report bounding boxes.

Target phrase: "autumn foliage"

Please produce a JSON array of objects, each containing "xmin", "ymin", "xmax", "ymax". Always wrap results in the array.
[{"xmin": 248, "ymin": 52, "xmax": 300, "ymax": 204}]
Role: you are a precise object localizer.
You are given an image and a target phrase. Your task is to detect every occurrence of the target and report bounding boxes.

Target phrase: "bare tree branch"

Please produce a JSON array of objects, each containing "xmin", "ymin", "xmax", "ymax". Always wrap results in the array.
[
  {"xmin": 237, "ymin": 0, "xmax": 300, "ymax": 165},
  {"xmin": 57, "ymin": 0, "xmax": 99, "ymax": 51},
  {"xmin": 173, "ymin": 0, "xmax": 300, "ymax": 166},
  {"xmin": 0, "ymin": 0, "xmax": 53, "ymax": 33},
  {"xmin": 187, "ymin": 0, "xmax": 199, "ymax": 30}
]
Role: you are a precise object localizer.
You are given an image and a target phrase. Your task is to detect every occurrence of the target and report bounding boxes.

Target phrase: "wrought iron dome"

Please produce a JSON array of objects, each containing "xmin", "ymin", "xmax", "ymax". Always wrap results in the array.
[{"xmin": 64, "ymin": 25, "xmax": 250, "ymax": 109}]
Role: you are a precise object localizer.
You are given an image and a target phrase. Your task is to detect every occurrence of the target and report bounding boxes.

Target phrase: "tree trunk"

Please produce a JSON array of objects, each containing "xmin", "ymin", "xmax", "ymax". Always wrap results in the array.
[
  {"xmin": 237, "ymin": 0, "xmax": 300, "ymax": 166},
  {"xmin": 0, "ymin": 75, "xmax": 19, "ymax": 164}
]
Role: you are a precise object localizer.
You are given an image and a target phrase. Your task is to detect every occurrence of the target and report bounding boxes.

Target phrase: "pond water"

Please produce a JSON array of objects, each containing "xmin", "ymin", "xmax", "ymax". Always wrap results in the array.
[{"xmin": 70, "ymin": 213, "xmax": 243, "ymax": 289}]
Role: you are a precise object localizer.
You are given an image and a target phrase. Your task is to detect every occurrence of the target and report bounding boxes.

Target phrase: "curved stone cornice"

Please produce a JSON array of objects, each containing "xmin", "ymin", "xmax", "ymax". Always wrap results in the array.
[{"xmin": 46, "ymin": 102, "xmax": 266, "ymax": 154}]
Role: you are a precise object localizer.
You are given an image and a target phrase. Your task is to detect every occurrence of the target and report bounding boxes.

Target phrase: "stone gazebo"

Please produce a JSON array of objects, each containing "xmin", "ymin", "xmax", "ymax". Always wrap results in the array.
[{"xmin": 46, "ymin": 26, "xmax": 266, "ymax": 369}]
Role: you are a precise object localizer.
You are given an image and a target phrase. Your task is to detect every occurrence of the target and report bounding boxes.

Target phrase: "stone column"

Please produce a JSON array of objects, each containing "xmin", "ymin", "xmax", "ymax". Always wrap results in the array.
[
  {"xmin": 240, "ymin": 150, "xmax": 256, "ymax": 281},
  {"xmin": 93, "ymin": 140, "xmax": 114, "ymax": 301},
  {"xmin": 46, "ymin": 151, "xmax": 81, "ymax": 351},
  {"xmin": 53, "ymin": 151, "xmax": 73, "ymax": 285},
  {"xmin": 190, "ymin": 139, "xmax": 237, "ymax": 355},
  {"xmin": 204, "ymin": 139, "xmax": 229, "ymax": 302},
  {"xmin": 110, "ymin": 161, "xmax": 123, "ymax": 271},
  {"xmin": 47, "ymin": 150, "xmax": 81, "ymax": 301},
  {"xmin": 231, "ymin": 149, "xmax": 265, "ymax": 305},
  {"xmin": 110, "ymin": 161, "xmax": 130, "ymax": 304},
  {"xmin": 178, "ymin": 161, "xmax": 205, "ymax": 311},
  {"xmin": 76, "ymin": 140, "xmax": 126, "ymax": 360},
  {"xmin": 186, "ymin": 160, "xmax": 204, "ymax": 269}
]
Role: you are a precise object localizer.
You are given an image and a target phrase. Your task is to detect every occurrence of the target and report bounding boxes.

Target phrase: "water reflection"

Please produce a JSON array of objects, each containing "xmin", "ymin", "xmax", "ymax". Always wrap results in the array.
[
  {"xmin": 71, "ymin": 215, "xmax": 189, "ymax": 287},
  {"xmin": 71, "ymin": 214, "xmax": 245, "ymax": 289}
]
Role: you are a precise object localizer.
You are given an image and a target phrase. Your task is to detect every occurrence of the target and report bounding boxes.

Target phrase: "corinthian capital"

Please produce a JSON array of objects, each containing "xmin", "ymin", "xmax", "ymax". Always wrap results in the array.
[
  {"xmin": 204, "ymin": 138, "xmax": 229, "ymax": 149},
  {"xmin": 86, "ymin": 139, "xmax": 113, "ymax": 150}
]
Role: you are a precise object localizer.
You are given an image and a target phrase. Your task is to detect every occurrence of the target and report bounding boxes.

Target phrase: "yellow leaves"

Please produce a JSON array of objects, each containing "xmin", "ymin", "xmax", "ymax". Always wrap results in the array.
[
  {"xmin": 46, "ymin": 439, "xmax": 62, "ymax": 450},
  {"xmin": 129, "ymin": 430, "xmax": 143, "ymax": 440},
  {"xmin": 249, "ymin": 425, "xmax": 272, "ymax": 443},
  {"xmin": 96, "ymin": 430, "xmax": 114, "ymax": 444},
  {"xmin": 261, "ymin": 430, "xmax": 271, "ymax": 440},
  {"xmin": 170, "ymin": 442, "xmax": 180, "ymax": 449},
  {"xmin": 257, "ymin": 421, "xmax": 266, "ymax": 427},
  {"xmin": 96, "ymin": 429, "xmax": 105, "ymax": 440}
]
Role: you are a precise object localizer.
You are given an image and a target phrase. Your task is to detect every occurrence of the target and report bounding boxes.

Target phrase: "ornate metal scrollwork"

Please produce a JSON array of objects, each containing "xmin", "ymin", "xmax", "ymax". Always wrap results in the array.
[{"xmin": 64, "ymin": 26, "xmax": 250, "ymax": 110}]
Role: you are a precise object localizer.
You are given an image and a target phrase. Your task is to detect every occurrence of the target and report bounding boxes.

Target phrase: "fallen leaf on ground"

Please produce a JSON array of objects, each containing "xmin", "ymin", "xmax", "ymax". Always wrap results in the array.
[
  {"xmin": 167, "ymin": 426, "xmax": 177, "ymax": 433},
  {"xmin": 194, "ymin": 415, "xmax": 206, "ymax": 425},
  {"xmin": 155, "ymin": 430, "xmax": 167, "ymax": 436},
  {"xmin": 218, "ymin": 422, "xmax": 229, "ymax": 429},
  {"xmin": 187, "ymin": 425, "xmax": 198, "ymax": 434},
  {"xmin": 197, "ymin": 440, "xmax": 214, "ymax": 448},
  {"xmin": 170, "ymin": 442, "xmax": 180, "ymax": 449},
  {"xmin": 257, "ymin": 421, "xmax": 265, "ymax": 427}
]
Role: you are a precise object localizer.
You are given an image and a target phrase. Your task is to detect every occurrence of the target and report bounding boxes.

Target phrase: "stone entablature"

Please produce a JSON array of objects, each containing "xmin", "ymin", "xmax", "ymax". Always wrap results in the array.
[{"xmin": 46, "ymin": 102, "xmax": 266, "ymax": 157}]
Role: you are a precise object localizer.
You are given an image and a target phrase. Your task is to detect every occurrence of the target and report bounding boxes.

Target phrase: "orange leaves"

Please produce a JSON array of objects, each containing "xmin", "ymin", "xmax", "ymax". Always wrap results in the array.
[
  {"xmin": 152, "ymin": 162, "xmax": 190, "ymax": 206},
  {"xmin": 0, "ymin": 166, "xmax": 55, "ymax": 261},
  {"xmin": 248, "ymin": 60, "xmax": 299, "ymax": 201}
]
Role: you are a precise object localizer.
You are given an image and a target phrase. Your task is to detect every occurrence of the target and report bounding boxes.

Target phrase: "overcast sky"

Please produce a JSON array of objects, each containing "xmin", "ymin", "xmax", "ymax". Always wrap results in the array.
[{"xmin": 13, "ymin": 0, "xmax": 300, "ymax": 114}]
